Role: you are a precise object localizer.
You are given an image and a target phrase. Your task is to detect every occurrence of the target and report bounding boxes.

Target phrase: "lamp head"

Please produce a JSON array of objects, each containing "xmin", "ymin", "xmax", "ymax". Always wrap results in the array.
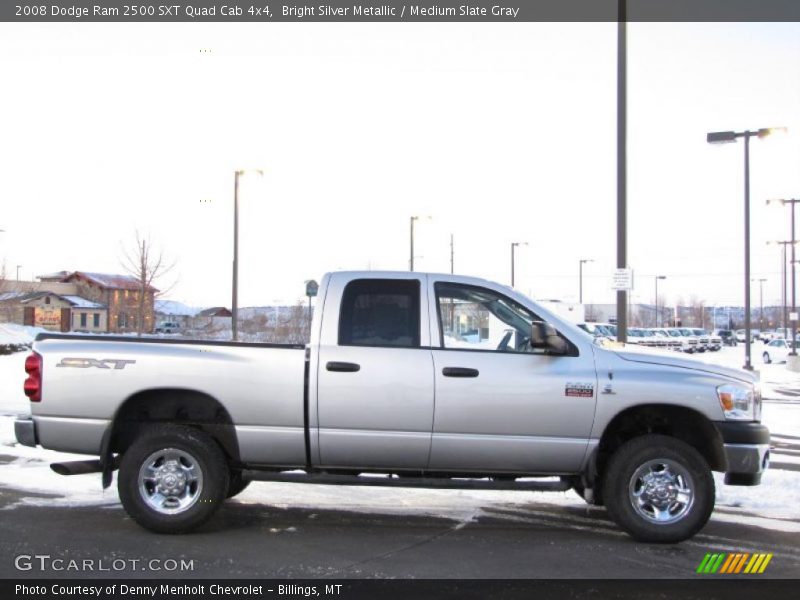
[{"xmin": 707, "ymin": 131, "xmax": 737, "ymax": 144}]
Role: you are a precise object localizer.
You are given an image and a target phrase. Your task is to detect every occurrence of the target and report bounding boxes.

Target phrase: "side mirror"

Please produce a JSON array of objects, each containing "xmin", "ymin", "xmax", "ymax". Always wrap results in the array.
[{"xmin": 530, "ymin": 321, "xmax": 568, "ymax": 355}]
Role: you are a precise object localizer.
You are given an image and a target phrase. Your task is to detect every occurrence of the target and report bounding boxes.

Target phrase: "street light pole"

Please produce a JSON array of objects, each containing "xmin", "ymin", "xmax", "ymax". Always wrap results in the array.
[
  {"xmin": 768, "ymin": 199, "xmax": 799, "ymax": 356},
  {"xmin": 409, "ymin": 216, "xmax": 430, "ymax": 272},
  {"xmin": 579, "ymin": 259, "xmax": 593, "ymax": 304},
  {"xmin": 232, "ymin": 170, "xmax": 241, "ymax": 342},
  {"xmin": 409, "ymin": 216, "xmax": 415, "ymax": 272},
  {"xmin": 511, "ymin": 242, "xmax": 527, "ymax": 288},
  {"xmin": 707, "ymin": 127, "xmax": 785, "ymax": 370},
  {"xmin": 231, "ymin": 169, "xmax": 264, "ymax": 342},
  {"xmin": 654, "ymin": 275, "xmax": 666, "ymax": 327}
]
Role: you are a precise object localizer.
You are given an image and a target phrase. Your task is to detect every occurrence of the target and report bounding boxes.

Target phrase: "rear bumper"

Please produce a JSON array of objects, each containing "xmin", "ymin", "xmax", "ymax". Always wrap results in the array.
[
  {"xmin": 714, "ymin": 422, "xmax": 770, "ymax": 486},
  {"xmin": 14, "ymin": 417, "xmax": 37, "ymax": 448}
]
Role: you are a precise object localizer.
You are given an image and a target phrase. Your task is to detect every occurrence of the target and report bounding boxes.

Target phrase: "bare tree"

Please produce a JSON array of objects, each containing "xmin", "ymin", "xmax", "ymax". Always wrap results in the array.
[
  {"xmin": 121, "ymin": 231, "xmax": 176, "ymax": 336},
  {"xmin": 688, "ymin": 295, "xmax": 706, "ymax": 328}
]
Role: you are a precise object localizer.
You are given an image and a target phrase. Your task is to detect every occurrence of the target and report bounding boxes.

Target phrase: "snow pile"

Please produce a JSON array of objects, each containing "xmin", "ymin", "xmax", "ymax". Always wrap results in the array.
[{"xmin": 0, "ymin": 323, "xmax": 47, "ymax": 345}]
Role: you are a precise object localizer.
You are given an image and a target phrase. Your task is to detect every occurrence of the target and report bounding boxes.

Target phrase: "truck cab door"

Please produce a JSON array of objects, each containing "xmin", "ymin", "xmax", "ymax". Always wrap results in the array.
[
  {"xmin": 428, "ymin": 280, "xmax": 597, "ymax": 474},
  {"xmin": 315, "ymin": 276, "xmax": 434, "ymax": 470}
]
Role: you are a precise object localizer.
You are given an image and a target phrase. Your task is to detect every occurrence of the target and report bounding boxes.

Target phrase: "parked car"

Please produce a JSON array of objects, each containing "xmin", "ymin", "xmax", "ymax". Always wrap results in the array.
[
  {"xmin": 155, "ymin": 321, "xmax": 182, "ymax": 334},
  {"xmin": 15, "ymin": 270, "xmax": 769, "ymax": 543},
  {"xmin": 762, "ymin": 338, "xmax": 799, "ymax": 364},
  {"xmin": 713, "ymin": 329, "xmax": 737, "ymax": 347},
  {"xmin": 758, "ymin": 330, "xmax": 778, "ymax": 343},
  {"xmin": 645, "ymin": 328, "xmax": 682, "ymax": 351},
  {"xmin": 735, "ymin": 329, "xmax": 759, "ymax": 344},
  {"xmin": 654, "ymin": 327, "xmax": 697, "ymax": 353},
  {"xmin": 681, "ymin": 328, "xmax": 708, "ymax": 352}
]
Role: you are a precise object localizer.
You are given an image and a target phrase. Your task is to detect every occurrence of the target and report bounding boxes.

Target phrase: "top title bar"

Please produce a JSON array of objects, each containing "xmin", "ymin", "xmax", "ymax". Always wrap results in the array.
[{"xmin": 3, "ymin": 0, "xmax": 800, "ymax": 22}]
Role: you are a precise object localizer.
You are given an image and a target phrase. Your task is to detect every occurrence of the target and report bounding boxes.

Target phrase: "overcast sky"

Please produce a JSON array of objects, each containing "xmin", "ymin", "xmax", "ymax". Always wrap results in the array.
[{"xmin": 0, "ymin": 22, "xmax": 798, "ymax": 309}]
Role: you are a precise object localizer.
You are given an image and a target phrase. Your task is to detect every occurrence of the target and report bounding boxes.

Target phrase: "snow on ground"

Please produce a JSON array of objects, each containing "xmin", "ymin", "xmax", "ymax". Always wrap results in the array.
[{"xmin": 0, "ymin": 347, "xmax": 798, "ymax": 533}]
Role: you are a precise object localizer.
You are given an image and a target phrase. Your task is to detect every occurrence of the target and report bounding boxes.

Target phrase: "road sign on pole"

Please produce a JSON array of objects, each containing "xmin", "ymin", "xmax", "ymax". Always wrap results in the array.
[{"xmin": 612, "ymin": 268, "xmax": 633, "ymax": 291}]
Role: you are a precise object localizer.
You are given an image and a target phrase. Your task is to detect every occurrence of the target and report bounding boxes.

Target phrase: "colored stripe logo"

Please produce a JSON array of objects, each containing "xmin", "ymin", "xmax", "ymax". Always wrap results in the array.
[{"xmin": 696, "ymin": 552, "xmax": 773, "ymax": 574}]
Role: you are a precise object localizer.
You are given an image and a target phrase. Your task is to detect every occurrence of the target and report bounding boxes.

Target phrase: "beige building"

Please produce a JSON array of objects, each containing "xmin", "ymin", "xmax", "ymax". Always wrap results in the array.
[{"xmin": 0, "ymin": 290, "xmax": 107, "ymax": 332}]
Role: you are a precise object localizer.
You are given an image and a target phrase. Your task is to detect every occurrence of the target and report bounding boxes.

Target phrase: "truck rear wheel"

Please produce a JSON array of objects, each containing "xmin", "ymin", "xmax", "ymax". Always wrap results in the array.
[
  {"xmin": 118, "ymin": 425, "xmax": 229, "ymax": 533},
  {"xmin": 602, "ymin": 434, "xmax": 714, "ymax": 543}
]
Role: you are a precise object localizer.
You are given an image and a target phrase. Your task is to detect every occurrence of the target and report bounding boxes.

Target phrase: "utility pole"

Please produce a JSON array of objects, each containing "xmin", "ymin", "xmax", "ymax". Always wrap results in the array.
[{"xmin": 450, "ymin": 234, "xmax": 454, "ymax": 274}]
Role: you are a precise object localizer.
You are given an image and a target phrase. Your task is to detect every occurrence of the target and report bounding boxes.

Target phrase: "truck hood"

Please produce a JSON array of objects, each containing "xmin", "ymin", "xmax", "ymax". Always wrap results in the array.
[{"xmin": 608, "ymin": 344, "xmax": 757, "ymax": 384}]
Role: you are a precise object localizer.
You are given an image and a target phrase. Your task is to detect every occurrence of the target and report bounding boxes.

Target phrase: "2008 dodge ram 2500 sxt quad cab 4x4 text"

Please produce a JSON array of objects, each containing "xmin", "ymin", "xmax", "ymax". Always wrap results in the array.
[{"xmin": 15, "ymin": 271, "xmax": 769, "ymax": 542}]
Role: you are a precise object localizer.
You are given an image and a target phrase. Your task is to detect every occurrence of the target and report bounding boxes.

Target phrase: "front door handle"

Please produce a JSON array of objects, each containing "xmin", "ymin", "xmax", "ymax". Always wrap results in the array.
[
  {"xmin": 326, "ymin": 361, "xmax": 361, "ymax": 372},
  {"xmin": 442, "ymin": 367, "xmax": 479, "ymax": 378}
]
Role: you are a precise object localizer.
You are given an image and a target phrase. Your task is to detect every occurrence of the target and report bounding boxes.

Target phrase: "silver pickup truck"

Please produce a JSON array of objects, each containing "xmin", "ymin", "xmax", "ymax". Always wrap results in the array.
[{"xmin": 15, "ymin": 271, "xmax": 769, "ymax": 543}]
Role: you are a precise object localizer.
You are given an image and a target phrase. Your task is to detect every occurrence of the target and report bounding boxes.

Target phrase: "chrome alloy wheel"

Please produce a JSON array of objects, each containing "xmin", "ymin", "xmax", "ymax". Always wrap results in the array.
[
  {"xmin": 628, "ymin": 459, "xmax": 695, "ymax": 525},
  {"xmin": 138, "ymin": 448, "xmax": 203, "ymax": 514}
]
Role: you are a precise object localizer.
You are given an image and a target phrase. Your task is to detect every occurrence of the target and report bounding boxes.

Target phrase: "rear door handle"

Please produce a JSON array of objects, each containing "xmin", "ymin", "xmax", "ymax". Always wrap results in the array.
[
  {"xmin": 326, "ymin": 361, "xmax": 361, "ymax": 372},
  {"xmin": 442, "ymin": 367, "xmax": 479, "ymax": 378}
]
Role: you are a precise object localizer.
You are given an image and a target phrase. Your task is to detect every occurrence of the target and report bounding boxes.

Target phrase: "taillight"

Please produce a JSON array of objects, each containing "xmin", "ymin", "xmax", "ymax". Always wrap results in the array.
[{"xmin": 24, "ymin": 352, "xmax": 42, "ymax": 402}]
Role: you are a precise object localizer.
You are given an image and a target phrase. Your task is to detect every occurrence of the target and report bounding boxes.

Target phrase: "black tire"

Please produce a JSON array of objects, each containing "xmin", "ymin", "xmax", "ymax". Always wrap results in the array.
[
  {"xmin": 602, "ymin": 435, "xmax": 714, "ymax": 543},
  {"xmin": 118, "ymin": 425, "xmax": 229, "ymax": 534},
  {"xmin": 226, "ymin": 470, "xmax": 252, "ymax": 499},
  {"xmin": 763, "ymin": 352, "xmax": 771, "ymax": 364}
]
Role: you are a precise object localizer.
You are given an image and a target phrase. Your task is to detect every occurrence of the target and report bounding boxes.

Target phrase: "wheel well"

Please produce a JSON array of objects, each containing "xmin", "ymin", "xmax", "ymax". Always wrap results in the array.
[
  {"xmin": 593, "ymin": 404, "xmax": 725, "ymax": 485},
  {"xmin": 109, "ymin": 389, "xmax": 239, "ymax": 463}
]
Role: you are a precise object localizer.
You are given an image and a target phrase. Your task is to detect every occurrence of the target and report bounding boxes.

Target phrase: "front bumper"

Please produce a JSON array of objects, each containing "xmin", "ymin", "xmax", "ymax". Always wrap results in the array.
[
  {"xmin": 14, "ymin": 417, "xmax": 37, "ymax": 448},
  {"xmin": 714, "ymin": 422, "xmax": 770, "ymax": 486}
]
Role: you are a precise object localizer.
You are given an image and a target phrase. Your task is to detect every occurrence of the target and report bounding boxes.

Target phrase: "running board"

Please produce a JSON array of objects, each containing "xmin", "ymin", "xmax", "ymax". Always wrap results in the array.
[
  {"xmin": 51, "ymin": 459, "xmax": 103, "ymax": 476},
  {"xmin": 242, "ymin": 470, "xmax": 572, "ymax": 492}
]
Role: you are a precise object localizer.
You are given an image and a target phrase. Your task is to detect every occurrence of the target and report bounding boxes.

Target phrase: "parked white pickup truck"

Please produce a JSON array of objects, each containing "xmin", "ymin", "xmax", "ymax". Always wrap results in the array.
[{"xmin": 15, "ymin": 271, "xmax": 769, "ymax": 543}]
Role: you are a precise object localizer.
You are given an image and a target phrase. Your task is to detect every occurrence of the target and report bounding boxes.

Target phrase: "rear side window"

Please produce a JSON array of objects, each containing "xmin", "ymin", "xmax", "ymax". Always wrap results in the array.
[{"xmin": 339, "ymin": 279, "xmax": 420, "ymax": 348}]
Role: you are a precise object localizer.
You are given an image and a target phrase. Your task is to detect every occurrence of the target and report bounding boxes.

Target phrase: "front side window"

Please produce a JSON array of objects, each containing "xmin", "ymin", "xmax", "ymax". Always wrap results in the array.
[
  {"xmin": 435, "ymin": 282, "xmax": 553, "ymax": 354},
  {"xmin": 338, "ymin": 279, "xmax": 420, "ymax": 348},
  {"xmin": 80, "ymin": 313, "xmax": 87, "ymax": 327},
  {"xmin": 93, "ymin": 313, "xmax": 100, "ymax": 327}
]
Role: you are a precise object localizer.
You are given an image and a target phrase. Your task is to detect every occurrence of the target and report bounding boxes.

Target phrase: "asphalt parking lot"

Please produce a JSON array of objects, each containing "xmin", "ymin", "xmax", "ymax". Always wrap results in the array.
[{"xmin": 1, "ymin": 483, "xmax": 800, "ymax": 580}]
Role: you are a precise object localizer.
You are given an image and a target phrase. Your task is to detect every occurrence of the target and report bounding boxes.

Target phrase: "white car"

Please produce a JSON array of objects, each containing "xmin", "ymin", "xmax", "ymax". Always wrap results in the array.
[{"xmin": 762, "ymin": 338, "xmax": 799, "ymax": 364}]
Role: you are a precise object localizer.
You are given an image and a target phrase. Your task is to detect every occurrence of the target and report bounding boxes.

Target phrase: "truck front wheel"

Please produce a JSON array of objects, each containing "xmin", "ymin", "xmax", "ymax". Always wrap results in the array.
[
  {"xmin": 602, "ymin": 434, "xmax": 714, "ymax": 543},
  {"xmin": 118, "ymin": 425, "xmax": 229, "ymax": 533}
]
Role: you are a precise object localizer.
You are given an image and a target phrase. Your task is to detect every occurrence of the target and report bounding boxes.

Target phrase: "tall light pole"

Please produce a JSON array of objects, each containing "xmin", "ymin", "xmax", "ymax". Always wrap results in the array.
[
  {"xmin": 450, "ymin": 233, "xmax": 454, "ymax": 274},
  {"xmin": 409, "ymin": 216, "xmax": 431, "ymax": 272},
  {"xmin": 616, "ymin": 0, "xmax": 628, "ymax": 343},
  {"xmin": 232, "ymin": 169, "xmax": 264, "ymax": 342},
  {"xmin": 579, "ymin": 259, "xmax": 593, "ymax": 304},
  {"xmin": 16, "ymin": 265, "xmax": 21, "ymax": 281},
  {"xmin": 767, "ymin": 240, "xmax": 793, "ymax": 336},
  {"xmin": 654, "ymin": 275, "xmax": 666, "ymax": 327},
  {"xmin": 768, "ymin": 198, "xmax": 799, "ymax": 356},
  {"xmin": 707, "ymin": 127, "xmax": 785, "ymax": 370},
  {"xmin": 511, "ymin": 242, "xmax": 528, "ymax": 288}
]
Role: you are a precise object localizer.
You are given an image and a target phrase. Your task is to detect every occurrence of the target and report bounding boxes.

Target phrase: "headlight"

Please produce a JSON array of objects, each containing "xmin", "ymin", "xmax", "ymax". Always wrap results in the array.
[{"xmin": 717, "ymin": 383, "xmax": 759, "ymax": 421}]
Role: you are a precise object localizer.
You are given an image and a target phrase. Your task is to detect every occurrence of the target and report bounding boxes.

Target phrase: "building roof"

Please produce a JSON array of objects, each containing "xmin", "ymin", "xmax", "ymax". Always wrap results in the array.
[
  {"xmin": 36, "ymin": 271, "xmax": 71, "ymax": 281},
  {"xmin": 196, "ymin": 307, "xmax": 232, "ymax": 317},
  {"xmin": 62, "ymin": 271, "xmax": 158, "ymax": 292},
  {"xmin": 0, "ymin": 290, "xmax": 106, "ymax": 308},
  {"xmin": 0, "ymin": 291, "xmax": 26, "ymax": 302},
  {"xmin": 62, "ymin": 295, "xmax": 106, "ymax": 309}
]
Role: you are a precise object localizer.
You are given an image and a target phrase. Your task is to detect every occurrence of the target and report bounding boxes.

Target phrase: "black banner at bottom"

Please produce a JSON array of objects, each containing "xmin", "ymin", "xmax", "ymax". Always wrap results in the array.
[{"xmin": 3, "ymin": 579, "xmax": 798, "ymax": 600}]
